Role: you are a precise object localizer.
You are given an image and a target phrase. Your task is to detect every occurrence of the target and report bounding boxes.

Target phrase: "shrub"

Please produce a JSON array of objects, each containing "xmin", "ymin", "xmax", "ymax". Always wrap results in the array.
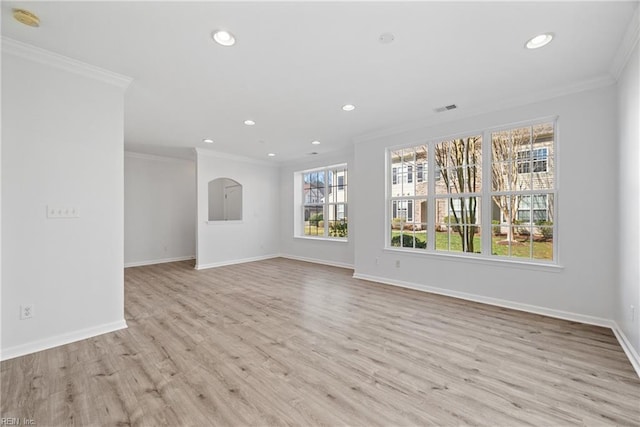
[
  {"xmin": 309, "ymin": 213, "xmax": 323, "ymax": 226},
  {"xmin": 536, "ymin": 220, "xmax": 553, "ymax": 240},
  {"xmin": 317, "ymin": 220, "xmax": 324, "ymax": 229},
  {"xmin": 442, "ymin": 215, "xmax": 460, "ymax": 233},
  {"xmin": 391, "ymin": 217, "xmax": 403, "ymax": 230},
  {"xmin": 492, "ymin": 220, "xmax": 501, "ymax": 236},
  {"xmin": 512, "ymin": 219, "xmax": 530, "ymax": 236},
  {"xmin": 329, "ymin": 221, "xmax": 348, "ymax": 237},
  {"xmin": 443, "ymin": 215, "xmax": 478, "ymax": 234},
  {"xmin": 391, "ymin": 234, "xmax": 426, "ymax": 249}
]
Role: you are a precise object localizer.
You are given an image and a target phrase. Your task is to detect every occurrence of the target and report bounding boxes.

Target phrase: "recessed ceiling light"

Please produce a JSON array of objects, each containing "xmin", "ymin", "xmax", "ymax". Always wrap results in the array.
[
  {"xmin": 525, "ymin": 33, "xmax": 554, "ymax": 49},
  {"xmin": 203, "ymin": 138, "xmax": 214, "ymax": 144},
  {"xmin": 212, "ymin": 30, "xmax": 236, "ymax": 47},
  {"xmin": 267, "ymin": 153, "xmax": 276, "ymax": 157},
  {"xmin": 244, "ymin": 119, "xmax": 255, "ymax": 126},
  {"xmin": 311, "ymin": 140, "xmax": 321, "ymax": 145},
  {"xmin": 13, "ymin": 8, "xmax": 40, "ymax": 27},
  {"xmin": 342, "ymin": 104, "xmax": 356, "ymax": 111}
]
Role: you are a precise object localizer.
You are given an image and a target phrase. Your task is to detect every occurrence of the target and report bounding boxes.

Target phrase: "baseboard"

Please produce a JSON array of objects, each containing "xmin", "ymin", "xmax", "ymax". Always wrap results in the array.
[
  {"xmin": 611, "ymin": 322, "xmax": 640, "ymax": 378},
  {"xmin": 0, "ymin": 319, "xmax": 128, "ymax": 361},
  {"xmin": 352, "ymin": 272, "xmax": 613, "ymax": 328},
  {"xmin": 125, "ymin": 255, "xmax": 195, "ymax": 268},
  {"xmin": 279, "ymin": 253, "xmax": 354, "ymax": 270},
  {"xmin": 352, "ymin": 272, "xmax": 640, "ymax": 378},
  {"xmin": 195, "ymin": 254, "xmax": 279, "ymax": 270}
]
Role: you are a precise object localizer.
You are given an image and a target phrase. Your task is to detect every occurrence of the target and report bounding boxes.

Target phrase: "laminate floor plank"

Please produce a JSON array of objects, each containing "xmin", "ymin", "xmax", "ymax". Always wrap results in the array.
[{"xmin": 2, "ymin": 258, "xmax": 639, "ymax": 426}]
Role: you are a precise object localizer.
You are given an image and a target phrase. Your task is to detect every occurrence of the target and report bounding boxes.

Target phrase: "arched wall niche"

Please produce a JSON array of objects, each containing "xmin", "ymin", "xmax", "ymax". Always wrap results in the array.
[{"xmin": 208, "ymin": 177, "xmax": 242, "ymax": 221}]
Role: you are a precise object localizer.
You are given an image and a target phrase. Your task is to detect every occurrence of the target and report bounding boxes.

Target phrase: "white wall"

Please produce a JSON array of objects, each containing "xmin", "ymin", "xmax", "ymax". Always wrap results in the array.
[
  {"xmin": 195, "ymin": 149, "xmax": 280, "ymax": 269},
  {"xmin": 124, "ymin": 152, "xmax": 196, "ymax": 267},
  {"xmin": 279, "ymin": 150, "xmax": 355, "ymax": 268},
  {"xmin": 1, "ymin": 44, "xmax": 129, "ymax": 359},
  {"xmin": 207, "ymin": 178, "xmax": 225, "ymax": 221},
  {"xmin": 616, "ymin": 41, "xmax": 640, "ymax": 357},
  {"xmin": 353, "ymin": 85, "xmax": 618, "ymax": 323}
]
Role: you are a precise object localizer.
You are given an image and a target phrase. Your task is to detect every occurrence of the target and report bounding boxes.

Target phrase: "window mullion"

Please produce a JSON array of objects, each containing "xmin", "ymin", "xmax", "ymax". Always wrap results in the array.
[
  {"xmin": 427, "ymin": 143, "xmax": 435, "ymax": 251},
  {"xmin": 482, "ymin": 130, "xmax": 492, "ymax": 256},
  {"xmin": 387, "ymin": 152, "xmax": 392, "ymax": 247},
  {"xmin": 324, "ymin": 168, "xmax": 329, "ymax": 237}
]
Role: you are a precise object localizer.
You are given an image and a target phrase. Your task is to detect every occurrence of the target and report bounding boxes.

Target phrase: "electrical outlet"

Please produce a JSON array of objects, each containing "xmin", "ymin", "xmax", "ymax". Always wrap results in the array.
[
  {"xmin": 47, "ymin": 205, "xmax": 79, "ymax": 219},
  {"xmin": 631, "ymin": 305, "xmax": 636, "ymax": 322},
  {"xmin": 395, "ymin": 260, "xmax": 400, "ymax": 268},
  {"xmin": 20, "ymin": 304, "xmax": 34, "ymax": 320},
  {"xmin": 375, "ymin": 257, "xmax": 380, "ymax": 265}
]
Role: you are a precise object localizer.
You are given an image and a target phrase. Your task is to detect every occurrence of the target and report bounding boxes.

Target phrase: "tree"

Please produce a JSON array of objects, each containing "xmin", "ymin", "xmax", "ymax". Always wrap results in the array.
[
  {"xmin": 491, "ymin": 128, "xmax": 527, "ymax": 243},
  {"xmin": 434, "ymin": 137, "xmax": 480, "ymax": 252},
  {"xmin": 491, "ymin": 124, "xmax": 554, "ymax": 243}
]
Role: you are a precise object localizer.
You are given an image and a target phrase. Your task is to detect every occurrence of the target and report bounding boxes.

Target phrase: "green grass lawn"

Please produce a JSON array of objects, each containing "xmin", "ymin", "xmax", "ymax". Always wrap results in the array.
[
  {"xmin": 305, "ymin": 222, "xmax": 552, "ymax": 259},
  {"xmin": 391, "ymin": 230, "xmax": 553, "ymax": 260},
  {"xmin": 303, "ymin": 224, "xmax": 348, "ymax": 238},
  {"xmin": 303, "ymin": 225, "xmax": 323, "ymax": 236}
]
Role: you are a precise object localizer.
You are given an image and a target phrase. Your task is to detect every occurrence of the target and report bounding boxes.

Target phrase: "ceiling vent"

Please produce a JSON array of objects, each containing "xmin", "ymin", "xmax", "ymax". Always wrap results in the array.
[{"xmin": 435, "ymin": 104, "xmax": 457, "ymax": 113}]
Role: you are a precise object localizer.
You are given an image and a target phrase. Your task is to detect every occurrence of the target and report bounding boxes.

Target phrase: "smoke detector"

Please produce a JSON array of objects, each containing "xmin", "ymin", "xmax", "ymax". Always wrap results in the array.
[
  {"xmin": 13, "ymin": 9, "xmax": 40, "ymax": 27},
  {"xmin": 379, "ymin": 33, "xmax": 395, "ymax": 44}
]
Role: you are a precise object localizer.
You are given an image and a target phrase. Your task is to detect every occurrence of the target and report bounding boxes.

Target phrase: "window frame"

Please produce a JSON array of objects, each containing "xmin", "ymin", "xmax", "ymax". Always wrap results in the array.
[
  {"xmin": 385, "ymin": 117, "xmax": 558, "ymax": 266},
  {"xmin": 297, "ymin": 163, "xmax": 348, "ymax": 241}
]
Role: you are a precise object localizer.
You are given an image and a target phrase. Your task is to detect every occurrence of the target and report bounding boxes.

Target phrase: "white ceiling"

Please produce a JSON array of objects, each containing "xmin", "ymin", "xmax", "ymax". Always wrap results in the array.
[{"xmin": 2, "ymin": 1, "xmax": 637, "ymax": 162}]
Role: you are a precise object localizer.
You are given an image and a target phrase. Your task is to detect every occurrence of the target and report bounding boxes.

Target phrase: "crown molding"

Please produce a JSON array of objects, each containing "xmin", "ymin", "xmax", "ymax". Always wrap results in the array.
[
  {"xmin": 610, "ymin": 5, "xmax": 640, "ymax": 80},
  {"xmin": 194, "ymin": 147, "xmax": 277, "ymax": 167},
  {"xmin": 124, "ymin": 151, "xmax": 194, "ymax": 163},
  {"xmin": 353, "ymin": 74, "xmax": 615, "ymax": 144},
  {"xmin": 1, "ymin": 37, "xmax": 133, "ymax": 90},
  {"xmin": 278, "ymin": 146, "xmax": 353, "ymax": 169}
]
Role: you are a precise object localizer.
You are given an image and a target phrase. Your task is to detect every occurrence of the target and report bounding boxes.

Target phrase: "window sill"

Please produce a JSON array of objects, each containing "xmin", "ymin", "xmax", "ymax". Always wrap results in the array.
[
  {"xmin": 294, "ymin": 236, "xmax": 348, "ymax": 243},
  {"xmin": 206, "ymin": 220, "xmax": 243, "ymax": 225},
  {"xmin": 383, "ymin": 247, "xmax": 563, "ymax": 272}
]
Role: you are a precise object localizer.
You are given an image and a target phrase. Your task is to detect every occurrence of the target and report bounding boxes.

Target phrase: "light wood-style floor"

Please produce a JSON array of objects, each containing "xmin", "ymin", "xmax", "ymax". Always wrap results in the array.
[{"xmin": 2, "ymin": 258, "xmax": 639, "ymax": 426}]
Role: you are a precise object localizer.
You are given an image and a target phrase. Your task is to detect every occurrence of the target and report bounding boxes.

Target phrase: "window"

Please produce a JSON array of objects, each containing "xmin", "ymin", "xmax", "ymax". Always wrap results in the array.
[
  {"xmin": 416, "ymin": 162, "xmax": 429, "ymax": 183},
  {"xmin": 434, "ymin": 136, "xmax": 482, "ymax": 254},
  {"xmin": 491, "ymin": 122, "xmax": 555, "ymax": 260},
  {"xmin": 393, "ymin": 200, "xmax": 413, "ymax": 222},
  {"xmin": 387, "ymin": 119, "xmax": 556, "ymax": 263},
  {"xmin": 390, "ymin": 145, "xmax": 427, "ymax": 249},
  {"xmin": 517, "ymin": 195, "xmax": 548, "ymax": 222},
  {"xmin": 517, "ymin": 148, "xmax": 548, "ymax": 173},
  {"xmin": 299, "ymin": 164, "xmax": 347, "ymax": 238}
]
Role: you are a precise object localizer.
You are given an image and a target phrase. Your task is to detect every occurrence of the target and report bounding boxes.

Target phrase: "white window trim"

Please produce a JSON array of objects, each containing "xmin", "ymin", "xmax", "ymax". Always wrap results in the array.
[
  {"xmin": 295, "ymin": 163, "xmax": 348, "ymax": 240},
  {"xmin": 385, "ymin": 116, "xmax": 559, "ymax": 266}
]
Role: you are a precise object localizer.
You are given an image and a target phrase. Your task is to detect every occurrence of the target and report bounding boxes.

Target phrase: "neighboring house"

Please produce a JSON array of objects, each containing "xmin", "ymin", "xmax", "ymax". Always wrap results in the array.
[
  {"xmin": 303, "ymin": 182, "xmax": 324, "ymax": 205},
  {"xmin": 303, "ymin": 169, "xmax": 347, "ymax": 221}
]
